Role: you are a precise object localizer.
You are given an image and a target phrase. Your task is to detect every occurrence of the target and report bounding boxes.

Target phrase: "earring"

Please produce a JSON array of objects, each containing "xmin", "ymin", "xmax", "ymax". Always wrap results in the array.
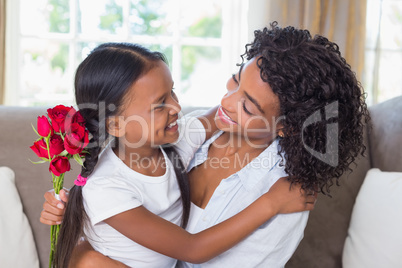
[{"xmin": 278, "ymin": 132, "xmax": 284, "ymax": 138}]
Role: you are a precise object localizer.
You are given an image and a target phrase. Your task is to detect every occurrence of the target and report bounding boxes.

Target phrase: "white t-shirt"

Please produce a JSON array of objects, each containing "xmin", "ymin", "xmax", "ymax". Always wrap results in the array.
[{"xmin": 82, "ymin": 116, "xmax": 206, "ymax": 268}]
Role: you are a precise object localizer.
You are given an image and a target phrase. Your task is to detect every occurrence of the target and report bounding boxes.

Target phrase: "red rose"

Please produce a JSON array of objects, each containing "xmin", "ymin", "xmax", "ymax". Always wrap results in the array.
[
  {"xmin": 49, "ymin": 134, "xmax": 64, "ymax": 157},
  {"xmin": 64, "ymin": 123, "xmax": 89, "ymax": 155},
  {"xmin": 49, "ymin": 156, "xmax": 71, "ymax": 176},
  {"xmin": 72, "ymin": 111, "xmax": 86, "ymax": 126},
  {"xmin": 30, "ymin": 139, "xmax": 49, "ymax": 158},
  {"xmin": 37, "ymin": 115, "xmax": 53, "ymax": 137},
  {"xmin": 47, "ymin": 105, "xmax": 76, "ymax": 133}
]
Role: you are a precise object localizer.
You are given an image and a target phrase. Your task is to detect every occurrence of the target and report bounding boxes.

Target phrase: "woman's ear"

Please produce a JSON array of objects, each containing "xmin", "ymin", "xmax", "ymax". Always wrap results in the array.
[
  {"xmin": 275, "ymin": 116, "xmax": 285, "ymax": 138},
  {"xmin": 276, "ymin": 124, "xmax": 285, "ymax": 138},
  {"xmin": 106, "ymin": 116, "xmax": 125, "ymax": 137}
]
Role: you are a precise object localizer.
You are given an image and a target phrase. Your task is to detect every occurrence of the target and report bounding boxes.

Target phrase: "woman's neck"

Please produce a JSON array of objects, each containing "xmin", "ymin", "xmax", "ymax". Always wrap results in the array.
[{"xmin": 216, "ymin": 132, "xmax": 276, "ymax": 156}]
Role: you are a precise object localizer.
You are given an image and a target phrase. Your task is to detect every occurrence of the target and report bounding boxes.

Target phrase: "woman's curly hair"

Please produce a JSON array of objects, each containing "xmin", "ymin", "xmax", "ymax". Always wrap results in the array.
[{"xmin": 242, "ymin": 22, "xmax": 370, "ymax": 195}]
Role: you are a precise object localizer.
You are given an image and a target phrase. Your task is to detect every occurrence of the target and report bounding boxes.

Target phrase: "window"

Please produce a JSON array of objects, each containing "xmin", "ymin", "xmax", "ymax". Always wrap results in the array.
[
  {"xmin": 5, "ymin": 0, "xmax": 246, "ymax": 107},
  {"xmin": 364, "ymin": 0, "xmax": 402, "ymax": 105}
]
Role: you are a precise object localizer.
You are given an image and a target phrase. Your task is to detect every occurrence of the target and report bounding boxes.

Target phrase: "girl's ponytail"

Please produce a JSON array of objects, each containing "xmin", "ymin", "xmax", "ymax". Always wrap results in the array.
[
  {"xmin": 54, "ymin": 186, "xmax": 85, "ymax": 267},
  {"xmin": 55, "ymin": 122, "xmax": 103, "ymax": 267}
]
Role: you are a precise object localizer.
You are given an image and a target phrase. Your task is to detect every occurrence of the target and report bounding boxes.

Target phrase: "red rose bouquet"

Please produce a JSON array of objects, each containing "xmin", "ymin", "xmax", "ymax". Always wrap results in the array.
[{"xmin": 30, "ymin": 105, "xmax": 89, "ymax": 268}]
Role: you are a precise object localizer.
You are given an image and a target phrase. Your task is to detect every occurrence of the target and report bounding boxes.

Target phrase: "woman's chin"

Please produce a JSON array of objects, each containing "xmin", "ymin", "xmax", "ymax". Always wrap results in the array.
[{"xmin": 215, "ymin": 119, "xmax": 241, "ymax": 134}]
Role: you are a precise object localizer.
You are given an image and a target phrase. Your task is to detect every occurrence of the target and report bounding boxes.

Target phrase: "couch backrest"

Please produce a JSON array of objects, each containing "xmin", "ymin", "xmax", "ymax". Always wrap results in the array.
[{"xmin": 368, "ymin": 96, "xmax": 402, "ymax": 172}]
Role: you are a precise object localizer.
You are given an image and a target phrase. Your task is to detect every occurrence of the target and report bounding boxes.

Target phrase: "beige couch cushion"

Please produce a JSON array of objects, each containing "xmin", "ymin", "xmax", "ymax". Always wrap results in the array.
[
  {"xmin": 343, "ymin": 168, "xmax": 402, "ymax": 268},
  {"xmin": 0, "ymin": 167, "xmax": 39, "ymax": 267}
]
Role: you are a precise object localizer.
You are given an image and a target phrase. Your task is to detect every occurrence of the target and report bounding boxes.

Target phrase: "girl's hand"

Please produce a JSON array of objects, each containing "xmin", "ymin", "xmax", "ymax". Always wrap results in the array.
[
  {"xmin": 39, "ymin": 188, "xmax": 69, "ymax": 225},
  {"xmin": 197, "ymin": 105, "xmax": 219, "ymax": 140},
  {"xmin": 266, "ymin": 177, "xmax": 317, "ymax": 215}
]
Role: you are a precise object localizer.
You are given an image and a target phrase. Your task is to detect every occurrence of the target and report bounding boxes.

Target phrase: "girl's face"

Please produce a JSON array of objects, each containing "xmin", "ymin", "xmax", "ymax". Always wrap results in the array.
[
  {"xmin": 215, "ymin": 57, "xmax": 282, "ymax": 145},
  {"xmin": 117, "ymin": 61, "xmax": 181, "ymax": 149}
]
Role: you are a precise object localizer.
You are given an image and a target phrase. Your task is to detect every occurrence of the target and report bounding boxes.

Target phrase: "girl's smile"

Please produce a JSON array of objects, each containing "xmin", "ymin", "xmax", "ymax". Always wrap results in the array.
[{"xmin": 165, "ymin": 119, "xmax": 179, "ymax": 132}]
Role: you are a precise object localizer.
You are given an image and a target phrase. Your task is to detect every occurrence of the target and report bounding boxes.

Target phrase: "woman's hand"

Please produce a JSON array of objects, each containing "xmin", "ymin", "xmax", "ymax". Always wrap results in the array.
[
  {"xmin": 39, "ymin": 188, "xmax": 69, "ymax": 225},
  {"xmin": 265, "ymin": 177, "xmax": 317, "ymax": 215}
]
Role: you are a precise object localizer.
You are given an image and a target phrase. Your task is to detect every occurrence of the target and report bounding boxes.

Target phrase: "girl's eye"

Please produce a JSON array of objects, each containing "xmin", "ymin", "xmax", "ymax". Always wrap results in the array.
[
  {"xmin": 155, "ymin": 100, "xmax": 166, "ymax": 110},
  {"xmin": 242, "ymin": 100, "xmax": 253, "ymax": 115},
  {"xmin": 171, "ymin": 89, "xmax": 179, "ymax": 102}
]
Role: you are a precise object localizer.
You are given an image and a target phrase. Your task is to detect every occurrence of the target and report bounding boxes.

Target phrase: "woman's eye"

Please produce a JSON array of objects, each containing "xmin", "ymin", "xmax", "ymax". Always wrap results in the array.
[
  {"xmin": 242, "ymin": 100, "xmax": 253, "ymax": 115},
  {"xmin": 232, "ymin": 74, "xmax": 239, "ymax": 84}
]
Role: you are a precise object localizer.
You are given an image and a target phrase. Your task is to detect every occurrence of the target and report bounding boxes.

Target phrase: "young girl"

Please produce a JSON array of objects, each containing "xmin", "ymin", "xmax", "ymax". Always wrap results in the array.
[{"xmin": 55, "ymin": 43, "xmax": 315, "ymax": 267}]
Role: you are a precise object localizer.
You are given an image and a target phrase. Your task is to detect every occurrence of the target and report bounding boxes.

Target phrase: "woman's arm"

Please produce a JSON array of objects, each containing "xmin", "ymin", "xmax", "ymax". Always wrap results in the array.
[{"xmin": 104, "ymin": 177, "xmax": 316, "ymax": 264}]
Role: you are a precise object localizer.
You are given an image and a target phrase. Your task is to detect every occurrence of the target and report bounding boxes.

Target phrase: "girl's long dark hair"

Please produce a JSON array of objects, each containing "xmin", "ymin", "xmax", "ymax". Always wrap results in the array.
[
  {"xmin": 163, "ymin": 146, "xmax": 191, "ymax": 228},
  {"xmin": 55, "ymin": 43, "xmax": 191, "ymax": 267}
]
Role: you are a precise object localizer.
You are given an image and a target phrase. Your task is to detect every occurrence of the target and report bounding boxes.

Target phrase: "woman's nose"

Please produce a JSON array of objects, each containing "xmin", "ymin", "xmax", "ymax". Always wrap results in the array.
[
  {"xmin": 221, "ymin": 87, "xmax": 239, "ymax": 111},
  {"xmin": 226, "ymin": 77, "xmax": 237, "ymax": 93}
]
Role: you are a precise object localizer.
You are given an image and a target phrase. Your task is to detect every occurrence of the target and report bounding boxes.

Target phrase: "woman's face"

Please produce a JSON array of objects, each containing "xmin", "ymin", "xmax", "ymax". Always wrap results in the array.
[
  {"xmin": 215, "ymin": 57, "xmax": 282, "ymax": 145},
  {"xmin": 114, "ymin": 61, "xmax": 181, "ymax": 149}
]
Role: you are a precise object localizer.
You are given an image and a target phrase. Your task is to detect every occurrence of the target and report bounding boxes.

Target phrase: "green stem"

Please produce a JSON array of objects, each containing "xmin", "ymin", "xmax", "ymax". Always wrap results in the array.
[
  {"xmin": 49, "ymin": 225, "xmax": 56, "ymax": 268},
  {"xmin": 49, "ymin": 173, "xmax": 64, "ymax": 268},
  {"xmin": 45, "ymin": 136, "xmax": 51, "ymax": 162}
]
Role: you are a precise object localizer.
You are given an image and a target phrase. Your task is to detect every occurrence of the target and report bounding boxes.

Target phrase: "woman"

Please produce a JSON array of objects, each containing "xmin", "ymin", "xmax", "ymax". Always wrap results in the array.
[{"xmin": 41, "ymin": 22, "xmax": 369, "ymax": 267}]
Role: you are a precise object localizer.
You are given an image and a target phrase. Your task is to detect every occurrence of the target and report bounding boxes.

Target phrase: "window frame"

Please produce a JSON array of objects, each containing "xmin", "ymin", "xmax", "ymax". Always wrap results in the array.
[{"xmin": 5, "ymin": 0, "xmax": 249, "ymax": 106}]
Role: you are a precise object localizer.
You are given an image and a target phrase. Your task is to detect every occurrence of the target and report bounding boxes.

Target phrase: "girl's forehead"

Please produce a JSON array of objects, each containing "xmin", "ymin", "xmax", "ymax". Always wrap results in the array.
[{"xmin": 122, "ymin": 63, "xmax": 173, "ymax": 107}]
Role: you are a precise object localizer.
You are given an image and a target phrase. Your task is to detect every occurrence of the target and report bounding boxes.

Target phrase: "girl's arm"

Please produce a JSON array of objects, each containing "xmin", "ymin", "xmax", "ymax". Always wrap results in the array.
[{"xmin": 104, "ymin": 177, "xmax": 316, "ymax": 264}]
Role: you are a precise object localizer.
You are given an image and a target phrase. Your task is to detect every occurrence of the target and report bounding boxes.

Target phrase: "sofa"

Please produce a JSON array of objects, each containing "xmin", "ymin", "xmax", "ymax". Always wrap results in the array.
[{"xmin": 0, "ymin": 96, "xmax": 401, "ymax": 268}]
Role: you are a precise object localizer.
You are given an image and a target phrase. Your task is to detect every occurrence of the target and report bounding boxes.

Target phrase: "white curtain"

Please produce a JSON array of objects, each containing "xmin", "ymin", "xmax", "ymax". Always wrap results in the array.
[{"xmin": 0, "ymin": 0, "xmax": 5, "ymax": 104}]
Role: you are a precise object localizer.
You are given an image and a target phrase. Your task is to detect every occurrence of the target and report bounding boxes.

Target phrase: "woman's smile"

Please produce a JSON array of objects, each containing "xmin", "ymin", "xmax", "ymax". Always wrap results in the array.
[{"xmin": 217, "ymin": 106, "xmax": 238, "ymax": 125}]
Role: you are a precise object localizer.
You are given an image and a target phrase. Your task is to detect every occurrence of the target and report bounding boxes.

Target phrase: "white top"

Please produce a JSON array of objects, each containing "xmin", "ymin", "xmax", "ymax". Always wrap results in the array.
[
  {"xmin": 82, "ymin": 116, "xmax": 206, "ymax": 268},
  {"xmin": 178, "ymin": 131, "xmax": 309, "ymax": 268}
]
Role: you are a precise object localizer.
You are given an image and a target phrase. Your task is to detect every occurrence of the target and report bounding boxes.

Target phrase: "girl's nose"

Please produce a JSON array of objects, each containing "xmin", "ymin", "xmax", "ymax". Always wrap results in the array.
[{"xmin": 168, "ymin": 99, "xmax": 181, "ymax": 116}]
